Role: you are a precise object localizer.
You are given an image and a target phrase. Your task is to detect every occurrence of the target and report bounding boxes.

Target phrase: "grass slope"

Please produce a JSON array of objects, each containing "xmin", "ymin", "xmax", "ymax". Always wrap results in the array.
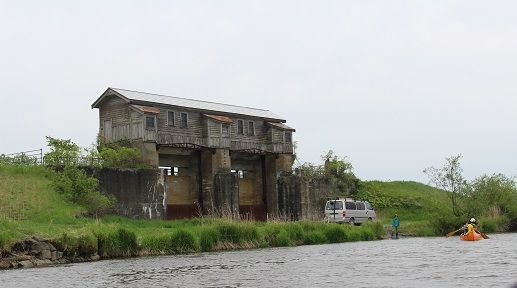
[
  {"xmin": 0, "ymin": 165, "xmax": 384, "ymax": 258},
  {"xmin": 359, "ymin": 180, "xmax": 453, "ymax": 236}
]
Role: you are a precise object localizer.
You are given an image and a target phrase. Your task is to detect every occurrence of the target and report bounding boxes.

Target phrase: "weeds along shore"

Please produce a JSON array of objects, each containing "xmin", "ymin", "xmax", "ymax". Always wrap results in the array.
[{"xmin": 0, "ymin": 217, "xmax": 385, "ymax": 269}]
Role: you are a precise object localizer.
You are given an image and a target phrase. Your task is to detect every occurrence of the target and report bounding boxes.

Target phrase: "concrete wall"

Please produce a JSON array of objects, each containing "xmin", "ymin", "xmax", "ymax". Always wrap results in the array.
[
  {"xmin": 96, "ymin": 168, "xmax": 165, "ymax": 220},
  {"xmin": 277, "ymin": 173, "xmax": 302, "ymax": 221}
]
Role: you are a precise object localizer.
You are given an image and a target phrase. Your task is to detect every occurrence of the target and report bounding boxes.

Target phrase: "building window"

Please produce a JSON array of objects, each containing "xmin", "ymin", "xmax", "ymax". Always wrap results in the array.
[
  {"xmin": 284, "ymin": 131, "xmax": 292, "ymax": 143},
  {"xmin": 237, "ymin": 120, "xmax": 244, "ymax": 134},
  {"xmin": 145, "ymin": 115, "xmax": 156, "ymax": 130},
  {"xmin": 222, "ymin": 124, "xmax": 230, "ymax": 137},
  {"xmin": 248, "ymin": 121, "xmax": 255, "ymax": 136},
  {"xmin": 167, "ymin": 111, "xmax": 175, "ymax": 126},
  {"xmin": 180, "ymin": 112, "xmax": 188, "ymax": 128}
]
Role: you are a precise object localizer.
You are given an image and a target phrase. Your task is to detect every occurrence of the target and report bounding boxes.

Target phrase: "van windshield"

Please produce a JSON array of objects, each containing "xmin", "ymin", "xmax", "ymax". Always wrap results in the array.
[{"xmin": 326, "ymin": 201, "xmax": 343, "ymax": 210}]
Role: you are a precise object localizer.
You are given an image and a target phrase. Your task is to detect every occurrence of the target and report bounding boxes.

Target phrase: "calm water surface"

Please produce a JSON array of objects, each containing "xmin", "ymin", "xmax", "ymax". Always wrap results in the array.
[{"xmin": 1, "ymin": 233, "xmax": 516, "ymax": 288}]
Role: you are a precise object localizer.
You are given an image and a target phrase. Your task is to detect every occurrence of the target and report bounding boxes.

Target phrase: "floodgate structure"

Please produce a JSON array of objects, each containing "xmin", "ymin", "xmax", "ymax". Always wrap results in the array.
[{"xmin": 91, "ymin": 88, "xmax": 297, "ymax": 220}]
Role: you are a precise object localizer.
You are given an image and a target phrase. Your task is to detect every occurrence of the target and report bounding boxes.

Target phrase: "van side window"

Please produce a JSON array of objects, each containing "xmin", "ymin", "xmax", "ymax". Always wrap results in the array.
[
  {"xmin": 365, "ymin": 202, "xmax": 373, "ymax": 210},
  {"xmin": 326, "ymin": 201, "xmax": 343, "ymax": 210},
  {"xmin": 345, "ymin": 202, "xmax": 356, "ymax": 210},
  {"xmin": 356, "ymin": 202, "xmax": 365, "ymax": 210}
]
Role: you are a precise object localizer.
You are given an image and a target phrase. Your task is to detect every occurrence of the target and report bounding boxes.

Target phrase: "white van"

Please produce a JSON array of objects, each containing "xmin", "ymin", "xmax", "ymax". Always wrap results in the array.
[{"xmin": 324, "ymin": 199, "xmax": 376, "ymax": 224}]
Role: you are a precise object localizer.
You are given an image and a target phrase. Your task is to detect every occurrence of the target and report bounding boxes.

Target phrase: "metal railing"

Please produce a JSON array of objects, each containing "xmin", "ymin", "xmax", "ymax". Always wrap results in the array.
[
  {"xmin": 43, "ymin": 155, "xmax": 102, "ymax": 167},
  {"xmin": 0, "ymin": 149, "xmax": 102, "ymax": 167},
  {"xmin": 0, "ymin": 149, "xmax": 43, "ymax": 165}
]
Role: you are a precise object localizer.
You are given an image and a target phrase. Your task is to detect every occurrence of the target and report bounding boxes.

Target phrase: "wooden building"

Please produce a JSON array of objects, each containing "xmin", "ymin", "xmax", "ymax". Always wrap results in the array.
[{"xmin": 91, "ymin": 88, "xmax": 295, "ymax": 220}]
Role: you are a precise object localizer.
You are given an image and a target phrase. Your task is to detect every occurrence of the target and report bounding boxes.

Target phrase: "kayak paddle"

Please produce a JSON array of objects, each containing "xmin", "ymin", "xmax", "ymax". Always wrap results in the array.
[{"xmin": 446, "ymin": 229, "xmax": 461, "ymax": 237}]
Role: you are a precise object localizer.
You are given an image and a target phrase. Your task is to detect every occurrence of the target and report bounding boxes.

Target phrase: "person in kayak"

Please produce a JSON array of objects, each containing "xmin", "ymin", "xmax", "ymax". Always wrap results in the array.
[{"xmin": 463, "ymin": 218, "xmax": 478, "ymax": 236}]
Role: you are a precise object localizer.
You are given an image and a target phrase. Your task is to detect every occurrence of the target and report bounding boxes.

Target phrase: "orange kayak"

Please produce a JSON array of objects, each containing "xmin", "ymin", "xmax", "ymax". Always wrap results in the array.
[{"xmin": 460, "ymin": 231, "xmax": 483, "ymax": 241}]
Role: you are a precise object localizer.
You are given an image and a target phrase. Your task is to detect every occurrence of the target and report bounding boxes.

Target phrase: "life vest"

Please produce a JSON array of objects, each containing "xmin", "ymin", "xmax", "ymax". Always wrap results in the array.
[{"xmin": 466, "ymin": 223, "xmax": 475, "ymax": 235}]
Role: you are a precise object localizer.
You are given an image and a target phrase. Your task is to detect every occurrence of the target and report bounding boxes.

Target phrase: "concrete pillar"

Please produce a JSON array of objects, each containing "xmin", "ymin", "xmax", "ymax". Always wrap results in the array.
[
  {"xmin": 201, "ymin": 150, "xmax": 215, "ymax": 213},
  {"xmin": 265, "ymin": 155, "xmax": 278, "ymax": 217},
  {"xmin": 276, "ymin": 154, "xmax": 294, "ymax": 173},
  {"xmin": 201, "ymin": 149, "xmax": 232, "ymax": 214},
  {"xmin": 264, "ymin": 154, "xmax": 295, "ymax": 218},
  {"xmin": 213, "ymin": 149, "xmax": 231, "ymax": 172}
]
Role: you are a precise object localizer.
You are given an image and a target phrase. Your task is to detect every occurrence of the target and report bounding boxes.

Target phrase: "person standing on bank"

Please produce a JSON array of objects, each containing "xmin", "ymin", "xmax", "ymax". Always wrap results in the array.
[{"xmin": 392, "ymin": 214, "xmax": 400, "ymax": 239}]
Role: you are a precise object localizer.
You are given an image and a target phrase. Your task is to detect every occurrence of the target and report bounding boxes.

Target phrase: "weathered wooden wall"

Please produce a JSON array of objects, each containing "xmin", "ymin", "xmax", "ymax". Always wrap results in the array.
[{"xmin": 98, "ymin": 96, "xmax": 293, "ymax": 153}]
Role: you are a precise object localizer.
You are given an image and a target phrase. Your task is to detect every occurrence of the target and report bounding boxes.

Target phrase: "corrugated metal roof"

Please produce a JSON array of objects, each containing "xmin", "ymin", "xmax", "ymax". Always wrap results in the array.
[{"xmin": 111, "ymin": 88, "xmax": 285, "ymax": 121}]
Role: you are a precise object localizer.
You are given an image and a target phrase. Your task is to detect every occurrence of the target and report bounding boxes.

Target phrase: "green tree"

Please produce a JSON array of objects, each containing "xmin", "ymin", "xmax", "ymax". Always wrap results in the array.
[
  {"xmin": 423, "ymin": 154, "xmax": 466, "ymax": 216},
  {"xmin": 467, "ymin": 174, "xmax": 517, "ymax": 229},
  {"xmin": 45, "ymin": 136, "xmax": 114, "ymax": 216},
  {"xmin": 298, "ymin": 150, "xmax": 359, "ymax": 197},
  {"xmin": 94, "ymin": 137, "xmax": 147, "ymax": 168},
  {"xmin": 52, "ymin": 166, "xmax": 114, "ymax": 216},
  {"xmin": 44, "ymin": 136, "xmax": 80, "ymax": 166}
]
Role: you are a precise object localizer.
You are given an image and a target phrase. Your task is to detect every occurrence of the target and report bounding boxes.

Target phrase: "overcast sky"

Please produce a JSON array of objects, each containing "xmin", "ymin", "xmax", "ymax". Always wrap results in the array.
[{"xmin": 1, "ymin": 1, "xmax": 516, "ymax": 182}]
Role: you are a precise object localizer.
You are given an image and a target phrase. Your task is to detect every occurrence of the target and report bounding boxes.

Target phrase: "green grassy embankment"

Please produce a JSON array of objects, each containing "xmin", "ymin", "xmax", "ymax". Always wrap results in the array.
[
  {"xmin": 0, "ymin": 165, "xmax": 384, "ymax": 259},
  {"xmin": 358, "ymin": 180, "xmax": 455, "ymax": 236}
]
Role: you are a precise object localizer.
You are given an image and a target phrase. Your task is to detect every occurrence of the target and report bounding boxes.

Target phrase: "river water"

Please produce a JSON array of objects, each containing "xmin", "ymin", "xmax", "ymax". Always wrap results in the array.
[{"xmin": 1, "ymin": 233, "xmax": 516, "ymax": 288}]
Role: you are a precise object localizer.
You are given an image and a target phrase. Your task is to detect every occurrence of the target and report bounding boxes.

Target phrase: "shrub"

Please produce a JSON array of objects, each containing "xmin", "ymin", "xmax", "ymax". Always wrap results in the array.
[
  {"xmin": 479, "ymin": 216, "xmax": 509, "ymax": 233},
  {"xmin": 76, "ymin": 234, "xmax": 98, "ymax": 256},
  {"xmin": 51, "ymin": 232, "xmax": 98, "ymax": 257},
  {"xmin": 216, "ymin": 223, "xmax": 241, "ymax": 243},
  {"xmin": 44, "ymin": 136, "xmax": 80, "ymax": 166},
  {"xmin": 358, "ymin": 227, "xmax": 375, "ymax": 241},
  {"xmin": 169, "ymin": 229, "xmax": 199, "ymax": 253},
  {"xmin": 430, "ymin": 214, "xmax": 465, "ymax": 235},
  {"xmin": 140, "ymin": 234, "xmax": 170, "ymax": 254},
  {"xmin": 274, "ymin": 230, "xmax": 292, "ymax": 247},
  {"xmin": 52, "ymin": 166, "xmax": 113, "ymax": 215},
  {"xmin": 0, "ymin": 231, "xmax": 11, "ymax": 254},
  {"xmin": 99, "ymin": 146, "xmax": 146, "ymax": 168},
  {"xmin": 262, "ymin": 225, "xmax": 281, "ymax": 247},
  {"xmin": 284, "ymin": 223, "xmax": 304, "ymax": 244},
  {"xmin": 216, "ymin": 222, "xmax": 258, "ymax": 244},
  {"xmin": 362, "ymin": 221, "xmax": 385, "ymax": 239},
  {"xmin": 97, "ymin": 228, "xmax": 139, "ymax": 258},
  {"xmin": 346, "ymin": 229, "xmax": 362, "ymax": 242},
  {"xmin": 303, "ymin": 231, "xmax": 327, "ymax": 245},
  {"xmin": 324, "ymin": 225, "xmax": 347, "ymax": 243},
  {"xmin": 199, "ymin": 228, "xmax": 219, "ymax": 252}
]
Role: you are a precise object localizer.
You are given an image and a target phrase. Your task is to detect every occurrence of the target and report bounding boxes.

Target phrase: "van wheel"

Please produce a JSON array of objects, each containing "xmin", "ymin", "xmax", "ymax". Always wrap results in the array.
[
  {"xmin": 349, "ymin": 218, "xmax": 355, "ymax": 225},
  {"xmin": 368, "ymin": 217, "xmax": 373, "ymax": 221}
]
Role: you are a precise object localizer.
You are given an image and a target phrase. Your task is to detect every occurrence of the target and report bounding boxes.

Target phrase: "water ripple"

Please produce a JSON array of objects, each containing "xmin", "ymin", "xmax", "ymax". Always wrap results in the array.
[{"xmin": 1, "ymin": 234, "xmax": 516, "ymax": 287}]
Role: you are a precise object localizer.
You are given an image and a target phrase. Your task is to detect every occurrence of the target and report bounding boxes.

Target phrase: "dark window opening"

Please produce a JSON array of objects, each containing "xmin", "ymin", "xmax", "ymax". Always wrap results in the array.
[
  {"xmin": 356, "ymin": 202, "xmax": 365, "ymax": 210},
  {"xmin": 145, "ymin": 115, "xmax": 155, "ymax": 130},
  {"xmin": 248, "ymin": 121, "xmax": 255, "ymax": 136},
  {"xmin": 284, "ymin": 131, "xmax": 292, "ymax": 143},
  {"xmin": 222, "ymin": 124, "xmax": 230, "ymax": 137},
  {"xmin": 326, "ymin": 201, "xmax": 343, "ymax": 210},
  {"xmin": 180, "ymin": 112, "xmax": 188, "ymax": 128},
  {"xmin": 167, "ymin": 111, "xmax": 175, "ymax": 126},
  {"xmin": 345, "ymin": 202, "xmax": 357, "ymax": 210},
  {"xmin": 237, "ymin": 120, "xmax": 244, "ymax": 134}
]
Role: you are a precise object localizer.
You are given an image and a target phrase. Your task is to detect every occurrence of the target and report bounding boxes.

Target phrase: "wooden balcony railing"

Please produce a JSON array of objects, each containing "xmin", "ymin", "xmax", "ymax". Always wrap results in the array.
[{"xmin": 156, "ymin": 134, "xmax": 293, "ymax": 154}]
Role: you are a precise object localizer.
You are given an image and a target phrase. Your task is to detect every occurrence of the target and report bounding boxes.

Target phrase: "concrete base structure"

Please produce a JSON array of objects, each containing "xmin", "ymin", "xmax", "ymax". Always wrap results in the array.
[{"xmin": 151, "ymin": 145, "xmax": 295, "ymax": 220}]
